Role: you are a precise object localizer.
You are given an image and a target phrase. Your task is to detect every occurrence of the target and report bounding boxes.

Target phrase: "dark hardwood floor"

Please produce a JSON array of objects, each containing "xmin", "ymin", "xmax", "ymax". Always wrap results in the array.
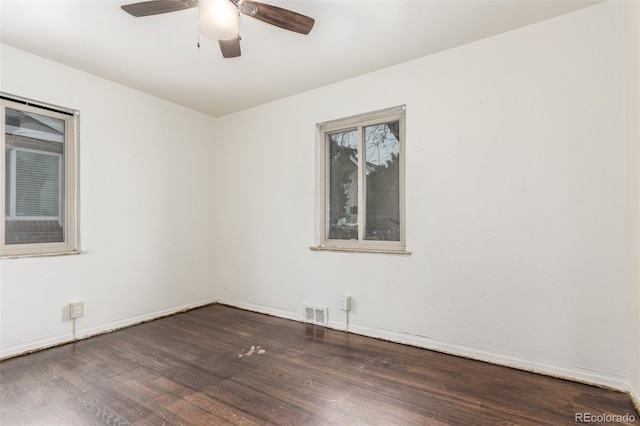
[{"xmin": 1, "ymin": 304, "xmax": 638, "ymax": 425}]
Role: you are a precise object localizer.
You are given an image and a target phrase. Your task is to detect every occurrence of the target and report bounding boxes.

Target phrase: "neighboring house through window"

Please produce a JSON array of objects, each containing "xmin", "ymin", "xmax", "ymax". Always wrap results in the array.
[
  {"xmin": 1, "ymin": 94, "xmax": 79, "ymax": 257},
  {"xmin": 315, "ymin": 105, "xmax": 407, "ymax": 254}
]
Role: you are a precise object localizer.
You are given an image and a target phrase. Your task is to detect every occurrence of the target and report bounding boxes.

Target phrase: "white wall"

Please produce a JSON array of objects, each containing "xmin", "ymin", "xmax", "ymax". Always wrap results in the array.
[
  {"xmin": 215, "ymin": 2, "xmax": 630, "ymax": 389},
  {"xmin": 0, "ymin": 45, "xmax": 218, "ymax": 357},
  {"xmin": 626, "ymin": 0, "xmax": 640, "ymax": 408}
]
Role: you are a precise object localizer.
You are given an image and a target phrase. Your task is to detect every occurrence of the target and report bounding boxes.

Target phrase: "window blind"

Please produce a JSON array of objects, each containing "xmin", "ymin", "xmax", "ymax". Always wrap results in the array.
[{"xmin": 14, "ymin": 150, "xmax": 60, "ymax": 217}]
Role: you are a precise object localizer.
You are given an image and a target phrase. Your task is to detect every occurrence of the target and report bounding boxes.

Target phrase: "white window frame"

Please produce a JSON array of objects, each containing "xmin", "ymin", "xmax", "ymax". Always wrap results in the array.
[
  {"xmin": 313, "ymin": 105, "xmax": 409, "ymax": 255},
  {"xmin": 1, "ymin": 94, "xmax": 80, "ymax": 258}
]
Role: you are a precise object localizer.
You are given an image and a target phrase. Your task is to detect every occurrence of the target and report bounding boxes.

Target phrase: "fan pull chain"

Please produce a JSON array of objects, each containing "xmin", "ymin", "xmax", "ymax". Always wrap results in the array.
[{"xmin": 196, "ymin": 13, "xmax": 201, "ymax": 49}]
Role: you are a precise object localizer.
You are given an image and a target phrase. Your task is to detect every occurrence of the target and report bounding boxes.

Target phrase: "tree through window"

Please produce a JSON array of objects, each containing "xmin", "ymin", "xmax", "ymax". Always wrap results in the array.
[{"xmin": 317, "ymin": 106, "xmax": 406, "ymax": 253}]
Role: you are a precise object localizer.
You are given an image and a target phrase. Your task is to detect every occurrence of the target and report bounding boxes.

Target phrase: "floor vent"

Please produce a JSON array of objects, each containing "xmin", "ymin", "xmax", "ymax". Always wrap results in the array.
[{"xmin": 304, "ymin": 304, "xmax": 328, "ymax": 326}]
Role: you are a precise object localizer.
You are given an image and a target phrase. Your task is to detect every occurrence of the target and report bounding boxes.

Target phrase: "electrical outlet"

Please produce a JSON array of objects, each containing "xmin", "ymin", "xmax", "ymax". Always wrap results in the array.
[
  {"xmin": 69, "ymin": 302, "xmax": 84, "ymax": 319},
  {"xmin": 340, "ymin": 295, "xmax": 351, "ymax": 311}
]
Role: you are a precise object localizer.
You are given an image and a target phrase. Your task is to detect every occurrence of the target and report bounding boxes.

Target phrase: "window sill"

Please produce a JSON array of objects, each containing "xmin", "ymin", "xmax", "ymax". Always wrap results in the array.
[
  {"xmin": 309, "ymin": 246, "xmax": 412, "ymax": 256},
  {"xmin": 0, "ymin": 250, "xmax": 85, "ymax": 260}
]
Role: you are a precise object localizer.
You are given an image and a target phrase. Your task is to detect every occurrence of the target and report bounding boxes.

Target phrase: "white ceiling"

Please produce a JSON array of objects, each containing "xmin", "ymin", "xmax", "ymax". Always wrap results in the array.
[{"xmin": 1, "ymin": 0, "xmax": 600, "ymax": 117}]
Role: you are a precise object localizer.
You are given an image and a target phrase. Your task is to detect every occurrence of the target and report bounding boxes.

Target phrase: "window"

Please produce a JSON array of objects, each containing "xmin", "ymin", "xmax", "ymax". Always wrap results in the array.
[
  {"xmin": 1, "ymin": 94, "xmax": 79, "ymax": 257},
  {"xmin": 315, "ymin": 106, "xmax": 407, "ymax": 254}
]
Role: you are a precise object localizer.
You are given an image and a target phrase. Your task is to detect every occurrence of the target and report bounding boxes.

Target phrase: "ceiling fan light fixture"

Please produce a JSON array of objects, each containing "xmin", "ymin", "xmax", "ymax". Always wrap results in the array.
[
  {"xmin": 199, "ymin": 0, "xmax": 239, "ymax": 41},
  {"xmin": 121, "ymin": 0, "xmax": 315, "ymax": 58}
]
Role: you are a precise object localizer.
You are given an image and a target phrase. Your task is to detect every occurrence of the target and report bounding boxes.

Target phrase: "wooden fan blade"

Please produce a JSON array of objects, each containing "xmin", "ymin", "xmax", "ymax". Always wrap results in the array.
[
  {"xmin": 239, "ymin": 0, "xmax": 314, "ymax": 35},
  {"xmin": 121, "ymin": 0, "xmax": 198, "ymax": 17},
  {"xmin": 219, "ymin": 38, "xmax": 241, "ymax": 58}
]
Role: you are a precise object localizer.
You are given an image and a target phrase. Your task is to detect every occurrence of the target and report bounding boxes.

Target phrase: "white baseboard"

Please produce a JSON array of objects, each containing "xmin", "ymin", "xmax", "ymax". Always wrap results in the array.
[
  {"xmin": 0, "ymin": 298, "xmax": 216, "ymax": 360},
  {"xmin": 1, "ymin": 331, "xmax": 75, "ymax": 360},
  {"xmin": 347, "ymin": 323, "xmax": 628, "ymax": 391},
  {"xmin": 216, "ymin": 298, "xmax": 352, "ymax": 332},
  {"xmin": 216, "ymin": 298, "xmax": 303, "ymax": 323},
  {"xmin": 216, "ymin": 298, "xmax": 628, "ymax": 392},
  {"xmin": 76, "ymin": 298, "xmax": 217, "ymax": 339}
]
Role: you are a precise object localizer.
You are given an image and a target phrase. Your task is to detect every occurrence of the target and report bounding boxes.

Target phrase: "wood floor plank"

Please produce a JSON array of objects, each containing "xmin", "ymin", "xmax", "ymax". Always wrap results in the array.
[{"xmin": 1, "ymin": 304, "xmax": 638, "ymax": 425}]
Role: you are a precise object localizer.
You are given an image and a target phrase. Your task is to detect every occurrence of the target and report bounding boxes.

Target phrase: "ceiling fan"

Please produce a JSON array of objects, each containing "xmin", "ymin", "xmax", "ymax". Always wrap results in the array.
[{"xmin": 121, "ymin": 0, "xmax": 315, "ymax": 58}]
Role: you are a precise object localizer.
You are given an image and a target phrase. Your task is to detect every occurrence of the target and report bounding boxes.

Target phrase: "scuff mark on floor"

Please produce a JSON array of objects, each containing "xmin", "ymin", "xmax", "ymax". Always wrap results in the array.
[{"xmin": 238, "ymin": 345, "xmax": 266, "ymax": 358}]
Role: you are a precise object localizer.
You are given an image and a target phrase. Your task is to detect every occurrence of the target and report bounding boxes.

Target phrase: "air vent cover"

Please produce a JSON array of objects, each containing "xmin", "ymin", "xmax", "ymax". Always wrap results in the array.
[{"xmin": 303, "ymin": 304, "xmax": 328, "ymax": 326}]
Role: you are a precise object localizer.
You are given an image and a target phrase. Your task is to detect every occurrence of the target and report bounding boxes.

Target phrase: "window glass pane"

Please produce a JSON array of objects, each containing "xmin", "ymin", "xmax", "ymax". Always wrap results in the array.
[
  {"xmin": 15, "ymin": 150, "xmax": 60, "ymax": 217},
  {"xmin": 5, "ymin": 107, "xmax": 65, "ymax": 245},
  {"xmin": 5, "ymin": 108, "xmax": 65, "ymax": 143},
  {"xmin": 364, "ymin": 121, "xmax": 400, "ymax": 241},
  {"xmin": 327, "ymin": 129, "xmax": 358, "ymax": 240}
]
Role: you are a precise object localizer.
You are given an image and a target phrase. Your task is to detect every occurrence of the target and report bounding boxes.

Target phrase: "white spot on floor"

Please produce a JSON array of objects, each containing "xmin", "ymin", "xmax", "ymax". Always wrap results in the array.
[{"xmin": 239, "ymin": 345, "xmax": 267, "ymax": 357}]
